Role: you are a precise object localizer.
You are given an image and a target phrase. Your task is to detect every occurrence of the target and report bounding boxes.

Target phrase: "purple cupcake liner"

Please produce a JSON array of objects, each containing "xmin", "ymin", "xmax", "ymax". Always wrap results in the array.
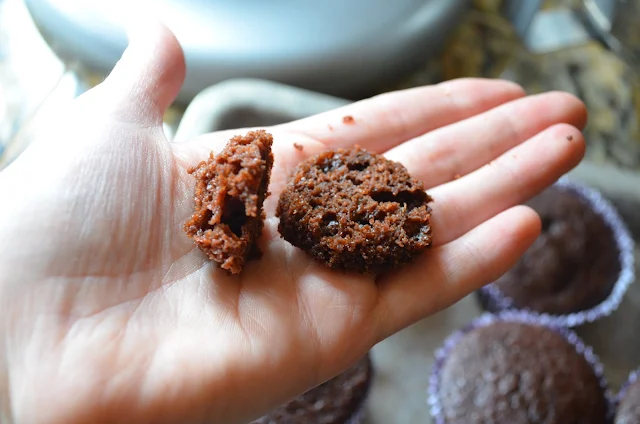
[
  {"xmin": 616, "ymin": 367, "xmax": 640, "ymax": 407},
  {"xmin": 427, "ymin": 311, "xmax": 616, "ymax": 424},
  {"xmin": 477, "ymin": 176, "xmax": 635, "ymax": 327}
]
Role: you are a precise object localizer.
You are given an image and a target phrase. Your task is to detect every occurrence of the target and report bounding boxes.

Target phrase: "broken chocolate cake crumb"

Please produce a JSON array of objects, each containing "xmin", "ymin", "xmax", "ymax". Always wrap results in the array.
[
  {"xmin": 184, "ymin": 130, "xmax": 274, "ymax": 275},
  {"xmin": 276, "ymin": 146, "xmax": 433, "ymax": 274}
]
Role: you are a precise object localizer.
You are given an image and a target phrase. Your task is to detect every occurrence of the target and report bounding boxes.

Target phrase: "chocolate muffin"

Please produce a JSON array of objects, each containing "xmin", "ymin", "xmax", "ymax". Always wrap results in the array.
[
  {"xmin": 616, "ymin": 371, "xmax": 640, "ymax": 424},
  {"xmin": 184, "ymin": 130, "xmax": 274, "ymax": 275},
  {"xmin": 252, "ymin": 355, "xmax": 372, "ymax": 424},
  {"xmin": 276, "ymin": 146, "xmax": 432, "ymax": 273},
  {"xmin": 430, "ymin": 315, "xmax": 611, "ymax": 424},
  {"xmin": 478, "ymin": 179, "xmax": 635, "ymax": 324}
]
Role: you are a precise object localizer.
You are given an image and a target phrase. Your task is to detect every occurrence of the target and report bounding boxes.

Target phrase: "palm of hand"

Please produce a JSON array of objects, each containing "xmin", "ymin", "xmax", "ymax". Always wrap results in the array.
[{"xmin": 0, "ymin": 24, "xmax": 587, "ymax": 424}]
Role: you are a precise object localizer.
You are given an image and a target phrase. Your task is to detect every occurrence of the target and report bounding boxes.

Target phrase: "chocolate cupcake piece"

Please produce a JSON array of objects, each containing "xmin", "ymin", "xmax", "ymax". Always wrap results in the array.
[
  {"xmin": 478, "ymin": 178, "xmax": 634, "ymax": 326},
  {"xmin": 276, "ymin": 146, "xmax": 432, "ymax": 273},
  {"xmin": 429, "ymin": 313, "xmax": 612, "ymax": 424},
  {"xmin": 184, "ymin": 130, "xmax": 274, "ymax": 275},
  {"xmin": 252, "ymin": 355, "xmax": 372, "ymax": 424},
  {"xmin": 616, "ymin": 370, "xmax": 640, "ymax": 424}
]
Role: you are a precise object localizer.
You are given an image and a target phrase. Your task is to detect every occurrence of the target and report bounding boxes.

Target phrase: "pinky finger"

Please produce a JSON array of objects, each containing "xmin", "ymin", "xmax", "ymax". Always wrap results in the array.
[{"xmin": 374, "ymin": 205, "xmax": 541, "ymax": 341}]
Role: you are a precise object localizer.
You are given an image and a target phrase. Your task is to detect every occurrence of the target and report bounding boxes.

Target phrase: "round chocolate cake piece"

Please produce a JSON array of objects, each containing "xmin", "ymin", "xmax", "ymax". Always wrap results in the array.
[
  {"xmin": 276, "ymin": 146, "xmax": 432, "ymax": 273},
  {"xmin": 184, "ymin": 130, "xmax": 274, "ymax": 275},
  {"xmin": 490, "ymin": 184, "xmax": 622, "ymax": 315},
  {"xmin": 616, "ymin": 373, "xmax": 640, "ymax": 424},
  {"xmin": 251, "ymin": 355, "xmax": 372, "ymax": 424},
  {"xmin": 436, "ymin": 321, "xmax": 608, "ymax": 424}
]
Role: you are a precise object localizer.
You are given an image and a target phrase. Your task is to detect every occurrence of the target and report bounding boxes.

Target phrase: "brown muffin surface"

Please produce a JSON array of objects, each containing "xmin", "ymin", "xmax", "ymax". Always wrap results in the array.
[
  {"xmin": 493, "ymin": 185, "xmax": 621, "ymax": 314},
  {"xmin": 276, "ymin": 146, "xmax": 432, "ymax": 273},
  {"xmin": 184, "ymin": 130, "xmax": 274, "ymax": 274},
  {"xmin": 616, "ymin": 378, "xmax": 640, "ymax": 424},
  {"xmin": 438, "ymin": 322, "xmax": 608, "ymax": 424},
  {"xmin": 251, "ymin": 355, "xmax": 372, "ymax": 424}
]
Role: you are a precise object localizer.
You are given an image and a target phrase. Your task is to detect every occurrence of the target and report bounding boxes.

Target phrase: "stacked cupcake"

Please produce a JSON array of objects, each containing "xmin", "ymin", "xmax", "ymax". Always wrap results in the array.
[{"xmin": 429, "ymin": 177, "xmax": 636, "ymax": 423}]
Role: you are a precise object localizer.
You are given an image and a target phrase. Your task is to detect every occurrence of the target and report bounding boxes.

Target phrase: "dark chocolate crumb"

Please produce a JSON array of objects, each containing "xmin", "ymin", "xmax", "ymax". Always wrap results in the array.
[
  {"xmin": 567, "ymin": 135, "xmax": 574, "ymax": 141},
  {"xmin": 293, "ymin": 143, "xmax": 304, "ymax": 151},
  {"xmin": 342, "ymin": 115, "xmax": 355, "ymax": 125}
]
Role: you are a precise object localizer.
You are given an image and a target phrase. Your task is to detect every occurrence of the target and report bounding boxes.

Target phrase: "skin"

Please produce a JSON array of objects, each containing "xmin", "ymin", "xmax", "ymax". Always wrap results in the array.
[{"xmin": 0, "ymin": 21, "xmax": 587, "ymax": 424}]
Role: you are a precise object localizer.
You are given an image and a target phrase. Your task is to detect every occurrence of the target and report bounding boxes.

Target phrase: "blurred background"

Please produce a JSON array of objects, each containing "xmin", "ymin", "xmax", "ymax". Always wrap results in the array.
[{"xmin": 1, "ymin": 0, "xmax": 639, "ymax": 171}]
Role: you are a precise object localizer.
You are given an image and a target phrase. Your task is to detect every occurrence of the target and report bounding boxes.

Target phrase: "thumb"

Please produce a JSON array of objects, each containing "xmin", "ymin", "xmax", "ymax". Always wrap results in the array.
[
  {"xmin": 0, "ymin": 18, "xmax": 185, "ymax": 176},
  {"xmin": 96, "ymin": 18, "xmax": 186, "ymax": 126}
]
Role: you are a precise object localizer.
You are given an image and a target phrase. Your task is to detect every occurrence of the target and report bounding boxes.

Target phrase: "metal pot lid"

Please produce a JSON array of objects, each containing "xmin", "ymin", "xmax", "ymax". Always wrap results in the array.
[{"xmin": 25, "ymin": 0, "xmax": 470, "ymax": 102}]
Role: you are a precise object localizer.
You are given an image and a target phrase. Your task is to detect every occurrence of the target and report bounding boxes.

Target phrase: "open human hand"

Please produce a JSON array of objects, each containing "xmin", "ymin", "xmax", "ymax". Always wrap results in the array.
[{"xmin": 0, "ymin": 21, "xmax": 587, "ymax": 424}]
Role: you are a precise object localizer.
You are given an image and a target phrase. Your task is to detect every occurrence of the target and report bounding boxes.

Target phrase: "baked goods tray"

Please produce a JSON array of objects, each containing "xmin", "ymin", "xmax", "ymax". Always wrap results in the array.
[{"xmin": 175, "ymin": 79, "xmax": 640, "ymax": 424}]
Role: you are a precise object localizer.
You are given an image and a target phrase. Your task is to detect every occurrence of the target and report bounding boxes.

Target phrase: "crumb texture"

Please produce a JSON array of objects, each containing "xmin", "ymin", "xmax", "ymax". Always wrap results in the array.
[
  {"xmin": 251, "ymin": 355, "xmax": 372, "ymax": 424},
  {"xmin": 184, "ymin": 130, "xmax": 274, "ymax": 274},
  {"xmin": 616, "ymin": 379, "xmax": 640, "ymax": 424},
  {"xmin": 494, "ymin": 186, "xmax": 621, "ymax": 314},
  {"xmin": 439, "ymin": 322, "xmax": 608, "ymax": 424},
  {"xmin": 276, "ymin": 146, "xmax": 432, "ymax": 273}
]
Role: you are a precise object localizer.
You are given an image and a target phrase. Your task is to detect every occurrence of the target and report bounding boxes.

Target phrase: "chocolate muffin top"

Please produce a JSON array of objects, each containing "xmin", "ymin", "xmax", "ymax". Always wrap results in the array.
[
  {"xmin": 252, "ymin": 355, "xmax": 372, "ymax": 424},
  {"xmin": 616, "ymin": 376, "xmax": 640, "ymax": 424},
  {"xmin": 276, "ymin": 146, "xmax": 432, "ymax": 273},
  {"xmin": 493, "ymin": 185, "xmax": 621, "ymax": 314},
  {"xmin": 184, "ymin": 130, "xmax": 274, "ymax": 274},
  {"xmin": 438, "ymin": 321, "xmax": 608, "ymax": 424}
]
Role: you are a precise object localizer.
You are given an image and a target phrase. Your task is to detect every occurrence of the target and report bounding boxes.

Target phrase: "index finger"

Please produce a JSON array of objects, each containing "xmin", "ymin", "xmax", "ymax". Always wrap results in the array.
[{"xmin": 280, "ymin": 78, "xmax": 525, "ymax": 153}]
